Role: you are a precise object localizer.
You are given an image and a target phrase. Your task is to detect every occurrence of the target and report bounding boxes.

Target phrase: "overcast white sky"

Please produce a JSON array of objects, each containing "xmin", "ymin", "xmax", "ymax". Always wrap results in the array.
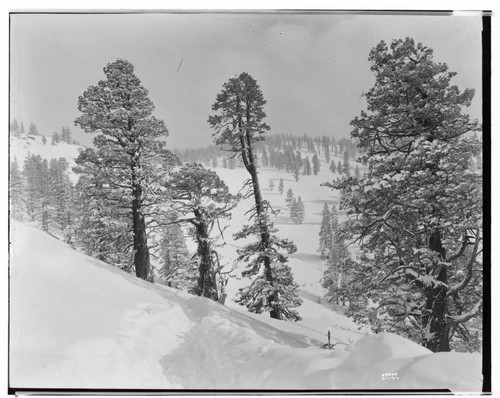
[{"xmin": 10, "ymin": 12, "xmax": 483, "ymax": 149}]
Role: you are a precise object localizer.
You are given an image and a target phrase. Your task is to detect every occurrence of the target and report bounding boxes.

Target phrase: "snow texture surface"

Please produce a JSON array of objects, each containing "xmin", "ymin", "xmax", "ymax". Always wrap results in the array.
[{"xmin": 10, "ymin": 222, "xmax": 483, "ymax": 391}]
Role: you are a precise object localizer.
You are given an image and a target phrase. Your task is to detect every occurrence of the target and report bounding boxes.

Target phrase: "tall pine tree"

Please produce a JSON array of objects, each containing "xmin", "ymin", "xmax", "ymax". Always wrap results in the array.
[
  {"xmin": 74, "ymin": 59, "xmax": 169, "ymax": 281},
  {"xmin": 334, "ymin": 38, "xmax": 482, "ymax": 352},
  {"xmin": 209, "ymin": 72, "xmax": 302, "ymax": 320}
]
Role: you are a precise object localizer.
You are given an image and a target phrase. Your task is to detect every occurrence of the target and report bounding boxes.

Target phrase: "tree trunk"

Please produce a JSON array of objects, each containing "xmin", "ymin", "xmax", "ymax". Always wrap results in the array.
[
  {"xmin": 423, "ymin": 229, "xmax": 451, "ymax": 352},
  {"xmin": 131, "ymin": 181, "xmax": 151, "ymax": 281},
  {"xmin": 246, "ymin": 146, "xmax": 280, "ymax": 319},
  {"xmin": 194, "ymin": 211, "xmax": 218, "ymax": 301}
]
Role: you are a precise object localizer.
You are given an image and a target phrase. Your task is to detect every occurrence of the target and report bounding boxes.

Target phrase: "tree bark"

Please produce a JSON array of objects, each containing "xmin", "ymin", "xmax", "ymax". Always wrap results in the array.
[
  {"xmin": 423, "ymin": 229, "xmax": 451, "ymax": 352},
  {"xmin": 194, "ymin": 210, "xmax": 219, "ymax": 301},
  {"xmin": 242, "ymin": 111, "xmax": 279, "ymax": 319},
  {"xmin": 131, "ymin": 179, "xmax": 151, "ymax": 281}
]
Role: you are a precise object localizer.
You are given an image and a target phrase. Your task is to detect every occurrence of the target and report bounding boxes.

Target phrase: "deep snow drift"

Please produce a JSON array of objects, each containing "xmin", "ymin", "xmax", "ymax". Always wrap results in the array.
[{"xmin": 9, "ymin": 222, "xmax": 483, "ymax": 391}]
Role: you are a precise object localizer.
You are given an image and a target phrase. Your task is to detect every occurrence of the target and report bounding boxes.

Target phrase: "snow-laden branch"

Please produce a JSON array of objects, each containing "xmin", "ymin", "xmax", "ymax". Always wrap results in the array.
[
  {"xmin": 447, "ymin": 300, "xmax": 482, "ymax": 325},
  {"xmin": 447, "ymin": 228, "xmax": 481, "ymax": 296}
]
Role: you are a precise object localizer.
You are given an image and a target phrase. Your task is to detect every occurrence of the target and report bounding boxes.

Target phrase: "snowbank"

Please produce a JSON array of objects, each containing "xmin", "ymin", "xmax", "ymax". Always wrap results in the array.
[{"xmin": 9, "ymin": 222, "xmax": 483, "ymax": 391}]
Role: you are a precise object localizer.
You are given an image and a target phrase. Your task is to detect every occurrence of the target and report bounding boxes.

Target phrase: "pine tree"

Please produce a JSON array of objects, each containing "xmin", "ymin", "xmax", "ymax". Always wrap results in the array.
[
  {"xmin": 42, "ymin": 136, "xmax": 47, "ymax": 145},
  {"xmin": 28, "ymin": 122, "xmax": 39, "ymax": 136},
  {"xmin": 167, "ymin": 163, "xmax": 238, "ymax": 301},
  {"xmin": 9, "ymin": 158, "xmax": 25, "ymax": 220},
  {"xmin": 290, "ymin": 197, "xmax": 298, "ymax": 221},
  {"xmin": 312, "ymin": 152, "xmax": 320, "ymax": 175},
  {"xmin": 337, "ymin": 160, "xmax": 342, "ymax": 174},
  {"xmin": 48, "ymin": 158, "xmax": 74, "ymax": 231},
  {"xmin": 322, "ymin": 231, "xmax": 350, "ymax": 306},
  {"xmin": 74, "ymin": 59, "xmax": 169, "ymax": 281},
  {"xmin": 51, "ymin": 132, "xmax": 60, "ymax": 145},
  {"xmin": 354, "ymin": 164, "xmax": 360, "ymax": 179},
  {"xmin": 343, "ymin": 150, "xmax": 350, "ymax": 177},
  {"xmin": 285, "ymin": 188, "xmax": 294, "ymax": 208},
  {"xmin": 334, "ymin": 38, "xmax": 482, "ymax": 352},
  {"xmin": 278, "ymin": 179, "xmax": 284, "ymax": 195},
  {"xmin": 10, "ymin": 119, "xmax": 21, "ymax": 137},
  {"xmin": 209, "ymin": 72, "xmax": 302, "ymax": 320},
  {"xmin": 73, "ymin": 149, "xmax": 133, "ymax": 269},
  {"xmin": 330, "ymin": 203, "xmax": 339, "ymax": 233},
  {"xmin": 329, "ymin": 160, "xmax": 336, "ymax": 173},
  {"xmin": 158, "ymin": 222, "xmax": 193, "ymax": 290},
  {"xmin": 23, "ymin": 154, "xmax": 51, "ymax": 230},
  {"xmin": 269, "ymin": 179, "xmax": 275, "ymax": 191},
  {"xmin": 303, "ymin": 156, "xmax": 312, "ymax": 176},
  {"xmin": 296, "ymin": 196, "xmax": 305, "ymax": 224},
  {"xmin": 318, "ymin": 203, "xmax": 333, "ymax": 259}
]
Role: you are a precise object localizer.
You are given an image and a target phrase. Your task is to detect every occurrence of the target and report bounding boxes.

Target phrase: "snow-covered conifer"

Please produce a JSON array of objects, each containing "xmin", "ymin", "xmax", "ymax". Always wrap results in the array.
[
  {"xmin": 312, "ymin": 153, "xmax": 320, "ymax": 175},
  {"xmin": 285, "ymin": 188, "xmax": 294, "ymax": 208},
  {"xmin": 166, "ymin": 163, "xmax": 238, "ymax": 301},
  {"xmin": 209, "ymin": 72, "xmax": 302, "ymax": 320},
  {"xmin": 269, "ymin": 179, "xmax": 275, "ymax": 191},
  {"xmin": 318, "ymin": 203, "xmax": 333, "ymax": 258},
  {"xmin": 278, "ymin": 178, "xmax": 284, "ymax": 195},
  {"xmin": 333, "ymin": 38, "xmax": 482, "ymax": 352},
  {"xmin": 74, "ymin": 59, "xmax": 169, "ymax": 281},
  {"xmin": 329, "ymin": 160, "xmax": 336, "ymax": 174}
]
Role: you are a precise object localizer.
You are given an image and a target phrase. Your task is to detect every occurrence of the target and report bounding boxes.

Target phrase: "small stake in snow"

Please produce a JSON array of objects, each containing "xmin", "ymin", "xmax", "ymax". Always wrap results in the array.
[{"xmin": 322, "ymin": 330, "xmax": 337, "ymax": 349}]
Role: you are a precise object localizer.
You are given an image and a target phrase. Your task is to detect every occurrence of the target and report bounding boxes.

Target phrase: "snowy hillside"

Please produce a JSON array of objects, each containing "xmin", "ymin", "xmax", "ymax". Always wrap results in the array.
[
  {"xmin": 10, "ymin": 135, "xmax": 84, "ymax": 183},
  {"xmin": 10, "ymin": 222, "xmax": 482, "ymax": 391}
]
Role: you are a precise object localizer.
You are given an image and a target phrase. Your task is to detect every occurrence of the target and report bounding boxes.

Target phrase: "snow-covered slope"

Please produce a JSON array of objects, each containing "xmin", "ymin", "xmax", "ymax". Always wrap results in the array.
[
  {"xmin": 9, "ymin": 222, "xmax": 483, "ymax": 391},
  {"xmin": 10, "ymin": 135, "xmax": 84, "ymax": 183}
]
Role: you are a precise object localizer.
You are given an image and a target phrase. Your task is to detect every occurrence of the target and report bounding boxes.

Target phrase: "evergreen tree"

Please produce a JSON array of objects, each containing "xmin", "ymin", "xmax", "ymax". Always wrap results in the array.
[
  {"xmin": 48, "ymin": 158, "xmax": 74, "ymax": 230},
  {"xmin": 334, "ymin": 38, "xmax": 482, "ymax": 352},
  {"xmin": 9, "ymin": 158, "xmax": 25, "ymax": 220},
  {"xmin": 325, "ymin": 145, "xmax": 331, "ymax": 164},
  {"xmin": 51, "ymin": 132, "xmax": 60, "ymax": 145},
  {"xmin": 74, "ymin": 59, "xmax": 169, "ymax": 281},
  {"xmin": 343, "ymin": 150, "xmax": 350, "ymax": 177},
  {"xmin": 312, "ymin": 152, "xmax": 320, "ymax": 175},
  {"xmin": 318, "ymin": 203, "xmax": 333, "ymax": 259},
  {"xmin": 166, "ymin": 163, "xmax": 238, "ymax": 301},
  {"xmin": 20, "ymin": 122, "xmax": 25, "ymax": 136},
  {"xmin": 329, "ymin": 160, "xmax": 336, "ymax": 173},
  {"xmin": 354, "ymin": 164, "xmax": 360, "ymax": 179},
  {"xmin": 269, "ymin": 179, "xmax": 275, "ymax": 191},
  {"xmin": 303, "ymin": 156, "xmax": 312, "ymax": 176},
  {"xmin": 209, "ymin": 72, "xmax": 302, "ymax": 320},
  {"xmin": 158, "ymin": 222, "xmax": 194, "ymax": 290},
  {"xmin": 278, "ymin": 178, "xmax": 284, "ymax": 195},
  {"xmin": 10, "ymin": 119, "xmax": 21, "ymax": 137},
  {"xmin": 322, "ymin": 231, "xmax": 350, "ymax": 306},
  {"xmin": 73, "ymin": 149, "xmax": 133, "ymax": 269},
  {"xmin": 23, "ymin": 154, "xmax": 50, "ymax": 230},
  {"xmin": 290, "ymin": 197, "xmax": 298, "ymax": 221},
  {"xmin": 285, "ymin": 188, "xmax": 294, "ymax": 208},
  {"xmin": 337, "ymin": 160, "xmax": 342, "ymax": 174},
  {"xmin": 330, "ymin": 203, "xmax": 339, "ymax": 233},
  {"xmin": 42, "ymin": 136, "xmax": 47, "ymax": 145},
  {"xmin": 296, "ymin": 196, "xmax": 305, "ymax": 224},
  {"xmin": 28, "ymin": 122, "xmax": 39, "ymax": 136}
]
